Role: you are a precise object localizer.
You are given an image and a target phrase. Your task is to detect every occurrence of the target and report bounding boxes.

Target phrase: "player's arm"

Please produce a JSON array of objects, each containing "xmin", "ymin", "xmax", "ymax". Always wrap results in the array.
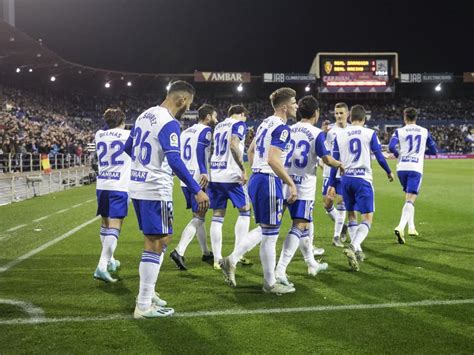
[
  {"xmin": 267, "ymin": 125, "xmax": 297, "ymax": 203},
  {"xmin": 315, "ymin": 132, "xmax": 344, "ymax": 174},
  {"xmin": 328, "ymin": 138, "xmax": 340, "ymax": 188},
  {"xmin": 230, "ymin": 122, "xmax": 248, "ymax": 184},
  {"xmin": 123, "ymin": 126, "xmax": 134, "ymax": 156},
  {"xmin": 248, "ymin": 137, "xmax": 256, "ymax": 167},
  {"xmin": 159, "ymin": 121, "xmax": 209, "ymax": 211},
  {"xmin": 196, "ymin": 128, "xmax": 212, "ymax": 189},
  {"xmin": 426, "ymin": 132, "xmax": 438, "ymax": 155},
  {"xmin": 388, "ymin": 130, "xmax": 399, "ymax": 158},
  {"xmin": 371, "ymin": 132, "xmax": 394, "ymax": 182}
]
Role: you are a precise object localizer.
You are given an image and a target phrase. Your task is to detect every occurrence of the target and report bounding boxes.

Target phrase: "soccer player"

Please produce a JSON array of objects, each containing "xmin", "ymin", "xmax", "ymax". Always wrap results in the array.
[
  {"xmin": 389, "ymin": 107, "xmax": 437, "ymax": 244},
  {"xmin": 126, "ymin": 81, "xmax": 210, "ymax": 319},
  {"xmin": 321, "ymin": 103, "xmax": 350, "ymax": 247},
  {"xmin": 169, "ymin": 104, "xmax": 217, "ymax": 270},
  {"xmin": 93, "ymin": 108, "xmax": 130, "ymax": 283},
  {"xmin": 329, "ymin": 105, "xmax": 394, "ymax": 272},
  {"xmin": 275, "ymin": 96, "xmax": 343, "ymax": 286},
  {"xmin": 220, "ymin": 88, "xmax": 298, "ymax": 295},
  {"xmin": 208, "ymin": 105, "xmax": 251, "ymax": 270}
]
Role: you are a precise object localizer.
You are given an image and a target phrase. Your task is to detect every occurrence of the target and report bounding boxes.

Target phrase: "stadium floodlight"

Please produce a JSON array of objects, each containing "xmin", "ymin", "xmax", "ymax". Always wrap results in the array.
[
  {"xmin": 435, "ymin": 83, "xmax": 442, "ymax": 92},
  {"xmin": 305, "ymin": 84, "xmax": 311, "ymax": 92},
  {"xmin": 50, "ymin": 75, "xmax": 56, "ymax": 82},
  {"xmin": 166, "ymin": 83, "xmax": 171, "ymax": 91},
  {"xmin": 126, "ymin": 81, "xmax": 132, "ymax": 87},
  {"xmin": 29, "ymin": 68, "xmax": 33, "ymax": 73},
  {"xmin": 15, "ymin": 67, "xmax": 21, "ymax": 73},
  {"xmin": 237, "ymin": 83, "xmax": 243, "ymax": 92},
  {"xmin": 105, "ymin": 82, "xmax": 111, "ymax": 88}
]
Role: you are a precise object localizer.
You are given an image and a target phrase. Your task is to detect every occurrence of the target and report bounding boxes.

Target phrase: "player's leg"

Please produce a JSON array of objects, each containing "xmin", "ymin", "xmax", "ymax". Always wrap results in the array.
[
  {"xmin": 340, "ymin": 178, "xmax": 361, "ymax": 271},
  {"xmin": 275, "ymin": 217, "xmax": 305, "ymax": 286},
  {"xmin": 308, "ymin": 221, "xmax": 325, "ymax": 256},
  {"xmin": 229, "ymin": 183, "xmax": 252, "ymax": 265},
  {"xmin": 394, "ymin": 171, "xmax": 410, "ymax": 243},
  {"xmin": 133, "ymin": 200, "xmax": 174, "ymax": 319},
  {"xmin": 208, "ymin": 182, "xmax": 227, "ymax": 269},
  {"xmin": 406, "ymin": 172, "xmax": 422, "ymax": 236},
  {"xmin": 322, "ymin": 178, "xmax": 338, "ymax": 223}
]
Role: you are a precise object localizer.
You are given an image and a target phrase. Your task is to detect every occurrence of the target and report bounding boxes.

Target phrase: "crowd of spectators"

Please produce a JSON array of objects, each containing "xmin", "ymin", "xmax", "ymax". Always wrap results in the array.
[{"xmin": 1, "ymin": 84, "xmax": 473, "ymax": 169}]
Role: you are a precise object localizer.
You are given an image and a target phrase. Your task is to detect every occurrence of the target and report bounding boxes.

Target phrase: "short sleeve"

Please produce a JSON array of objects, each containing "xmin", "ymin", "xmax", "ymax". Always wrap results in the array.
[
  {"xmin": 198, "ymin": 127, "xmax": 212, "ymax": 147},
  {"xmin": 270, "ymin": 124, "xmax": 290, "ymax": 150},
  {"xmin": 315, "ymin": 132, "xmax": 330, "ymax": 158},
  {"xmin": 158, "ymin": 120, "xmax": 181, "ymax": 153},
  {"xmin": 231, "ymin": 121, "xmax": 248, "ymax": 140},
  {"xmin": 370, "ymin": 131, "xmax": 382, "ymax": 152}
]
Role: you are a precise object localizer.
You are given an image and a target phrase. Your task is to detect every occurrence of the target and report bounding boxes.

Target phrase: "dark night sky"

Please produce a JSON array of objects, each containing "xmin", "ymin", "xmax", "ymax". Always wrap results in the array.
[{"xmin": 13, "ymin": 0, "xmax": 474, "ymax": 74}]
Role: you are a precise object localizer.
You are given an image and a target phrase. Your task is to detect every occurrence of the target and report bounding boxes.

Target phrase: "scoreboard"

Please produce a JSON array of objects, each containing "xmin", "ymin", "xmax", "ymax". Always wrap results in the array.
[{"xmin": 310, "ymin": 52, "xmax": 398, "ymax": 93}]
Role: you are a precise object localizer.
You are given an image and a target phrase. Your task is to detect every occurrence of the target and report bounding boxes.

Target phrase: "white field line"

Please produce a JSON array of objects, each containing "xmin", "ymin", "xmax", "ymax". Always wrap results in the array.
[
  {"xmin": 0, "ymin": 298, "xmax": 472, "ymax": 326},
  {"xmin": 0, "ymin": 299, "xmax": 45, "ymax": 321},
  {"xmin": 55, "ymin": 209, "xmax": 69, "ymax": 214},
  {"xmin": 0, "ymin": 216, "xmax": 100, "ymax": 273},
  {"xmin": 71, "ymin": 203, "xmax": 83, "ymax": 208},
  {"xmin": 32, "ymin": 215, "xmax": 51, "ymax": 223},
  {"xmin": 6, "ymin": 224, "xmax": 27, "ymax": 232}
]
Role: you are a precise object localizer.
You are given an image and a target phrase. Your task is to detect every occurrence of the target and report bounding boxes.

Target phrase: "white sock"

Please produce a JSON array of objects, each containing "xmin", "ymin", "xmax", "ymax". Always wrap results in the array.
[
  {"xmin": 334, "ymin": 203, "xmax": 346, "ymax": 237},
  {"xmin": 175, "ymin": 217, "xmax": 200, "ymax": 256},
  {"xmin": 325, "ymin": 206, "xmax": 337, "ymax": 222},
  {"xmin": 229, "ymin": 227, "xmax": 262, "ymax": 266},
  {"xmin": 352, "ymin": 222, "xmax": 370, "ymax": 252},
  {"xmin": 195, "ymin": 218, "xmax": 209, "ymax": 255},
  {"xmin": 348, "ymin": 221, "xmax": 358, "ymax": 243},
  {"xmin": 260, "ymin": 226, "xmax": 279, "ymax": 286},
  {"xmin": 398, "ymin": 201, "xmax": 414, "ymax": 231},
  {"xmin": 137, "ymin": 251, "xmax": 161, "ymax": 310},
  {"xmin": 234, "ymin": 211, "xmax": 251, "ymax": 249},
  {"xmin": 407, "ymin": 203, "xmax": 416, "ymax": 230},
  {"xmin": 97, "ymin": 228, "xmax": 119, "ymax": 272},
  {"xmin": 99, "ymin": 226, "xmax": 106, "ymax": 244},
  {"xmin": 275, "ymin": 227, "xmax": 302, "ymax": 277},
  {"xmin": 308, "ymin": 222, "xmax": 314, "ymax": 246},
  {"xmin": 210, "ymin": 216, "xmax": 224, "ymax": 262}
]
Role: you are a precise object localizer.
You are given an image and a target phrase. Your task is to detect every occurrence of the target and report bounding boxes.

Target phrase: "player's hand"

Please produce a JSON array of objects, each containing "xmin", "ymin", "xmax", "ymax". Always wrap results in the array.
[
  {"xmin": 383, "ymin": 151, "xmax": 395, "ymax": 159},
  {"xmin": 387, "ymin": 172, "xmax": 394, "ymax": 182},
  {"xmin": 194, "ymin": 190, "xmax": 210, "ymax": 212},
  {"xmin": 327, "ymin": 186, "xmax": 336, "ymax": 200},
  {"xmin": 337, "ymin": 163, "xmax": 345, "ymax": 176},
  {"xmin": 240, "ymin": 170, "xmax": 248, "ymax": 185},
  {"xmin": 287, "ymin": 184, "xmax": 298, "ymax": 204},
  {"xmin": 198, "ymin": 174, "xmax": 209, "ymax": 189},
  {"xmin": 321, "ymin": 120, "xmax": 330, "ymax": 133}
]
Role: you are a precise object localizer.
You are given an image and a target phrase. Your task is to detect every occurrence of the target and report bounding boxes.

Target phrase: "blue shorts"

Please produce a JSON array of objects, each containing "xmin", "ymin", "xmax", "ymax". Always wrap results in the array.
[
  {"xmin": 322, "ymin": 177, "xmax": 342, "ymax": 196},
  {"xmin": 341, "ymin": 177, "xmax": 375, "ymax": 214},
  {"xmin": 397, "ymin": 171, "xmax": 423, "ymax": 195},
  {"xmin": 96, "ymin": 189, "xmax": 128, "ymax": 219},
  {"xmin": 248, "ymin": 173, "xmax": 284, "ymax": 226},
  {"xmin": 181, "ymin": 186, "xmax": 199, "ymax": 212},
  {"xmin": 132, "ymin": 199, "xmax": 173, "ymax": 235},
  {"xmin": 287, "ymin": 200, "xmax": 314, "ymax": 222},
  {"xmin": 208, "ymin": 182, "xmax": 249, "ymax": 210}
]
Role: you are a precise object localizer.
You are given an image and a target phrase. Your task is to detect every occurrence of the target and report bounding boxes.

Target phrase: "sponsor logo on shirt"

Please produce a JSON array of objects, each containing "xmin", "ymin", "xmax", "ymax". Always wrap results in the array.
[
  {"xmin": 291, "ymin": 175, "xmax": 304, "ymax": 185},
  {"xmin": 210, "ymin": 161, "xmax": 228, "ymax": 169},
  {"xmin": 98, "ymin": 171, "xmax": 121, "ymax": 180},
  {"xmin": 170, "ymin": 133, "xmax": 179, "ymax": 147},
  {"xmin": 131, "ymin": 169, "xmax": 148, "ymax": 182},
  {"xmin": 401, "ymin": 156, "xmax": 419, "ymax": 163},
  {"xmin": 345, "ymin": 168, "xmax": 366, "ymax": 176}
]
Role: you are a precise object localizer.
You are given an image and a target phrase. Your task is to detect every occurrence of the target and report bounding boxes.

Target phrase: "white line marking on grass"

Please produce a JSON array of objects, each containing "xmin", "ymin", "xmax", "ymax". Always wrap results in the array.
[
  {"xmin": 33, "ymin": 215, "xmax": 50, "ymax": 223},
  {"xmin": 71, "ymin": 203, "xmax": 83, "ymax": 208},
  {"xmin": 0, "ymin": 298, "xmax": 472, "ymax": 326},
  {"xmin": 85, "ymin": 199, "xmax": 95, "ymax": 203},
  {"xmin": 55, "ymin": 209, "xmax": 69, "ymax": 214},
  {"xmin": 0, "ymin": 216, "xmax": 100, "ymax": 273},
  {"xmin": 0, "ymin": 299, "xmax": 45, "ymax": 322},
  {"xmin": 6, "ymin": 224, "xmax": 27, "ymax": 232}
]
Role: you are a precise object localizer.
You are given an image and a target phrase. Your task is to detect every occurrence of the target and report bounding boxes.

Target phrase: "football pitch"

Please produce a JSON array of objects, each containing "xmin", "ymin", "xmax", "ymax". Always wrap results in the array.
[{"xmin": 0, "ymin": 160, "xmax": 473, "ymax": 354}]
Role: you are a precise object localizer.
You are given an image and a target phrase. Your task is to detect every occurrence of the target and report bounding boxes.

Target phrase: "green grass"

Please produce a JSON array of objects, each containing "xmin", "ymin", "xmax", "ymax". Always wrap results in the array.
[{"xmin": 0, "ymin": 160, "xmax": 473, "ymax": 354}]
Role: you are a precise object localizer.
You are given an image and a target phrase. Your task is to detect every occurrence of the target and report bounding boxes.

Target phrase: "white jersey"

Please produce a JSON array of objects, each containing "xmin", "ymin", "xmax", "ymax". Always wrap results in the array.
[
  {"xmin": 392, "ymin": 124, "xmax": 434, "ymax": 174},
  {"xmin": 322, "ymin": 124, "xmax": 347, "ymax": 178},
  {"xmin": 129, "ymin": 106, "xmax": 180, "ymax": 201},
  {"xmin": 334, "ymin": 126, "xmax": 381, "ymax": 183},
  {"xmin": 95, "ymin": 128, "xmax": 131, "ymax": 192},
  {"xmin": 251, "ymin": 115, "xmax": 291, "ymax": 176},
  {"xmin": 284, "ymin": 122, "xmax": 330, "ymax": 200},
  {"xmin": 180, "ymin": 123, "xmax": 212, "ymax": 187},
  {"xmin": 210, "ymin": 118, "xmax": 247, "ymax": 183}
]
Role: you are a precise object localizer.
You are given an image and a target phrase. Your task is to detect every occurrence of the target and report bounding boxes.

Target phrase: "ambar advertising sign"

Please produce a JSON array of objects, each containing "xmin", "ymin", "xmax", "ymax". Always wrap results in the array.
[{"xmin": 194, "ymin": 71, "xmax": 251, "ymax": 83}]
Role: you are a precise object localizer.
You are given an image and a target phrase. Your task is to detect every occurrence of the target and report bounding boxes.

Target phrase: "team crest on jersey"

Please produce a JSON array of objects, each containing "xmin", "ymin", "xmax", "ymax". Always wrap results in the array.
[
  {"xmin": 279, "ymin": 129, "xmax": 289, "ymax": 142},
  {"xmin": 238, "ymin": 125, "xmax": 245, "ymax": 135},
  {"xmin": 277, "ymin": 212, "xmax": 282, "ymax": 221},
  {"xmin": 170, "ymin": 133, "xmax": 179, "ymax": 147},
  {"xmin": 205, "ymin": 131, "xmax": 212, "ymax": 141},
  {"xmin": 324, "ymin": 61, "xmax": 333, "ymax": 74}
]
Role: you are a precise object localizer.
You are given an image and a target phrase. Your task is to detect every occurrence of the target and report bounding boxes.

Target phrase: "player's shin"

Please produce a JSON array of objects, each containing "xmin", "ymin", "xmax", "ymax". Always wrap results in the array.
[
  {"xmin": 275, "ymin": 227, "xmax": 301, "ymax": 277},
  {"xmin": 137, "ymin": 251, "xmax": 161, "ymax": 311},
  {"xmin": 398, "ymin": 201, "xmax": 414, "ymax": 231},
  {"xmin": 228, "ymin": 227, "xmax": 262, "ymax": 266},
  {"xmin": 210, "ymin": 216, "xmax": 224, "ymax": 262},
  {"xmin": 195, "ymin": 218, "xmax": 210, "ymax": 255},
  {"xmin": 98, "ymin": 228, "xmax": 119, "ymax": 272},
  {"xmin": 334, "ymin": 202, "xmax": 346, "ymax": 237},
  {"xmin": 175, "ymin": 217, "xmax": 200, "ymax": 256},
  {"xmin": 352, "ymin": 222, "xmax": 371, "ymax": 252},
  {"xmin": 260, "ymin": 226, "xmax": 279, "ymax": 286},
  {"xmin": 234, "ymin": 211, "xmax": 251, "ymax": 249}
]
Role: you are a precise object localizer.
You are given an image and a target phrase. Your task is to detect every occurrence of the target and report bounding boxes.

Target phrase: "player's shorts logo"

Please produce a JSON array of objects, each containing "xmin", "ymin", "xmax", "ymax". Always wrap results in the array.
[
  {"xmin": 277, "ymin": 212, "xmax": 282, "ymax": 221},
  {"xmin": 324, "ymin": 61, "xmax": 333, "ymax": 74}
]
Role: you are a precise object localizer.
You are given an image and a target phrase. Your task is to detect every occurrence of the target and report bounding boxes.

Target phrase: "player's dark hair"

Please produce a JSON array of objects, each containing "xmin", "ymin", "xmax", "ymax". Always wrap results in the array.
[
  {"xmin": 297, "ymin": 95, "xmax": 319, "ymax": 120},
  {"xmin": 350, "ymin": 105, "xmax": 366, "ymax": 122},
  {"xmin": 167, "ymin": 80, "xmax": 196, "ymax": 96},
  {"xmin": 403, "ymin": 107, "xmax": 418, "ymax": 121},
  {"xmin": 270, "ymin": 87, "xmax": 296, "ymax": 109},
  {"xmin": 198, "ymin": 104, "xmax": 217, "ymax": 121},
  {"xmin": 103, "ymin": 108, "xmax": 126, "ymax": 129},
  {"xmin": 228, "ymin": 105, "xmax": 249, "ymax": 117},
  {"xmin": 334, "ymin": 102, "xmax": 349, "ymax": 111}
]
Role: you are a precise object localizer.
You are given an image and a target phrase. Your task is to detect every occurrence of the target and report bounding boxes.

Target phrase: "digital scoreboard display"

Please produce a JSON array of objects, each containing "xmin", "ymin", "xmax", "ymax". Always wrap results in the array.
[
  {"xmin": 311, "ymin": 53, "xmax": 398, "ymax": 93},
  {"xmin": 321, "ymin": 58, "xmax": 389, "ymax": 86}
]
